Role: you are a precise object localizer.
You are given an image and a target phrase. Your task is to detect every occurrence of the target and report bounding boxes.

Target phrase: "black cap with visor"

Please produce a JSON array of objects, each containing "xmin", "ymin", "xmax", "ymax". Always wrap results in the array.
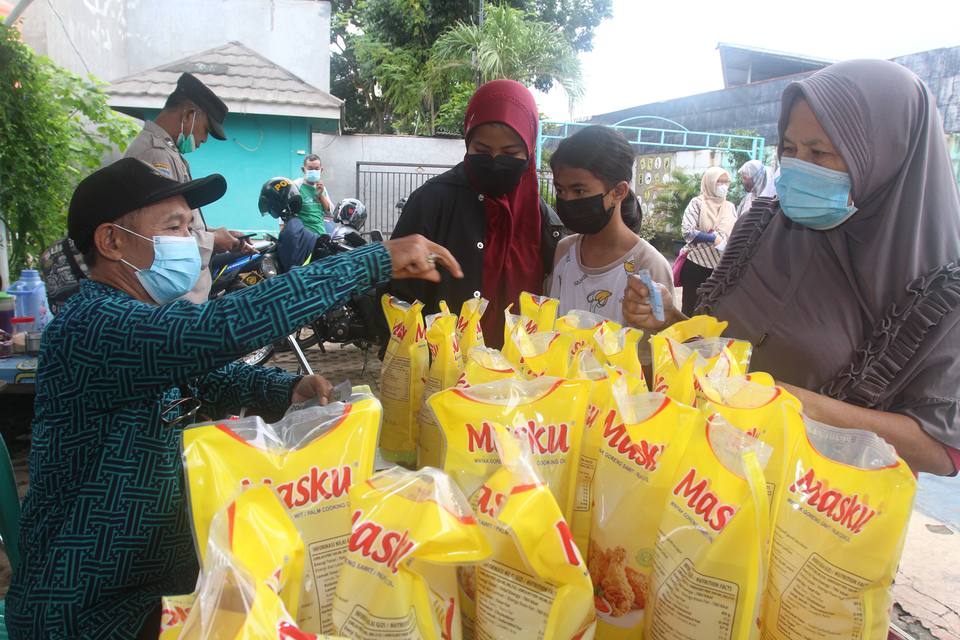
[{"xmin": 68, "ymin": 158, "xmax": 227, "ymax": 253}]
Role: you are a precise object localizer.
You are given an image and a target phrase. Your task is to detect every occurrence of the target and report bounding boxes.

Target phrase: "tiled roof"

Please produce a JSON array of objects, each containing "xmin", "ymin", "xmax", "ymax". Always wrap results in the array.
[{"xmin": 105, "ymin": 42, "xmax": 342, "ymax": 120}]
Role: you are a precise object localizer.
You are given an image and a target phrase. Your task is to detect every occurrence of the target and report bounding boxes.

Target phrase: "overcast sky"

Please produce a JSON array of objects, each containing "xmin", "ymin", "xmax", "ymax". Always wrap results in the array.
[{"xmin": 533, "ymin": 0, "xmax": 960, "ymax": 122}]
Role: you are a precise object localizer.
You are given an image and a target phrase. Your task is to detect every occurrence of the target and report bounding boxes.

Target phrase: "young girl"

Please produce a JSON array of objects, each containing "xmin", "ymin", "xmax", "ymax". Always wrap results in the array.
[{"xmin": 548, "ymin": 125, "xmax": 676, "ymax": 339}]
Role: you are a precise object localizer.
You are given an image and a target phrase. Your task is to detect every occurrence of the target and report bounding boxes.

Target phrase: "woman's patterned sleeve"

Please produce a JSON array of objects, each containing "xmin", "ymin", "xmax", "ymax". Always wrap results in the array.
[{"xmin": 681, "ymin": 198, "xmax": 701, "ymax": 244}]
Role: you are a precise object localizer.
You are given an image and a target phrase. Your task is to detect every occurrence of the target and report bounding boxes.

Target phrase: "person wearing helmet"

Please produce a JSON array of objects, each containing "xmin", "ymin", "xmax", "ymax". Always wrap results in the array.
[
  {"xmin": 259, "ymin": 176, "xmax": 322, "ymax": 272},
  {"xmin": 331, "ymin": 198, "xmax": 367, "ymax": 243}
]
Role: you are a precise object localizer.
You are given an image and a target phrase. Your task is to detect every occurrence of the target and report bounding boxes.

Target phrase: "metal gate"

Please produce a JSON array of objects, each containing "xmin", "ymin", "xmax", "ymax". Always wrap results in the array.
[{"xmin": 355, "ymin": 162, "xmax": 454, "ymax": 238}]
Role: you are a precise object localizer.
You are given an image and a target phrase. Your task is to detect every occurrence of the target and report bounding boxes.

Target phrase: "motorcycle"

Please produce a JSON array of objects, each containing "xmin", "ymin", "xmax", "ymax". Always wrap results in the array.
[{"xmin": 221, "ymin": 181, "xmax": 383, "ymax": 376}]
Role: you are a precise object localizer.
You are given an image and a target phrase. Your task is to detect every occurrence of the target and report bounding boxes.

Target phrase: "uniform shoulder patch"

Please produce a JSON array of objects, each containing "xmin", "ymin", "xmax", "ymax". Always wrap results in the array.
[{"xmin": 152, "ymin": 163, "xmax": 171, "ymax": 176}]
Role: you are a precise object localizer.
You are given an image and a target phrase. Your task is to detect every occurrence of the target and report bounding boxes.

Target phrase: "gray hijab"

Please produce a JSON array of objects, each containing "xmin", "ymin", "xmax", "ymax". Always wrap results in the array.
[{"xmin": 699, "ymin": 59, "xmax": 960, "ymax": 448}]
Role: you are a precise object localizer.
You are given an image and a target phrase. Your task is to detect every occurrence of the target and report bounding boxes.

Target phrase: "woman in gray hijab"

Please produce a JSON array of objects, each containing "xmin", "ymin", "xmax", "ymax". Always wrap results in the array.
[{"xmin": 624, "ymin": 59, "xmax": 960, "ymax": 476}]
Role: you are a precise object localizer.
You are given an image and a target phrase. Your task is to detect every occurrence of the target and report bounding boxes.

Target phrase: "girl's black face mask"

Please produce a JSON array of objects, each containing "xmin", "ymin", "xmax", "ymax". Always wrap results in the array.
[
  {"xmin": 465, "ymin": 153, "xmax": 529, "ymax": 197},
  {"xmin": 555, "ymin": 189, "xmax": 615, "ymax": 235}
]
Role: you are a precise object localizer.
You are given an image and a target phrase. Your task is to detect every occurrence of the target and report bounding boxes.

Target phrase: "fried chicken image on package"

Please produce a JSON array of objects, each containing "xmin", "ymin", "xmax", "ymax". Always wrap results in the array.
[
  {"xmin": 601, "ymin": 547, "xmax": 634, "ymax": 616},
  {"xmin": 588, "ymin": 541, "xmax": 610, "ymax": 590},
  {"xmin": 588, "ymin": 543, "xmax": 648, "ymax": 617},
  {"xmin": 624, "ymin": 566, "xmax": 648, "ymax": 608}
]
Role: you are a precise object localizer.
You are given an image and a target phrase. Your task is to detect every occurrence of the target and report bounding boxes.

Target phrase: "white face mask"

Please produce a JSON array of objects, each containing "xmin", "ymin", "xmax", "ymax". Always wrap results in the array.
[{"xmin": 715, "ymin": 185, "xmax": 729, "ymax": 198}]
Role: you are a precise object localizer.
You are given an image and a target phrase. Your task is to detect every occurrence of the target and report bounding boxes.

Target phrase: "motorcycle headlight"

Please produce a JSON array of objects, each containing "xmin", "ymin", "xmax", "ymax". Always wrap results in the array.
[{"xmin": 260, "ymin": 255, "xmax": 279, "ymax": 278}]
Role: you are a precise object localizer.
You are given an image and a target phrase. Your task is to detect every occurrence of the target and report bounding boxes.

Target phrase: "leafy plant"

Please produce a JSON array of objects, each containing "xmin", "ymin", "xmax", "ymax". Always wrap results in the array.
[
  {"xmin": 652, "ymin": 169, "xmax": 702, "ymax": 237},
  {"xmin": 0, "ymin": 25, "xmax": 137, "ymax": 274},
  {"xmin": 431, "ymin": 3, "xmax": 585, "ymax": 114},
  {"xmin": 330, "ymin": 0, "xmax": 611, "ymax": 133}
]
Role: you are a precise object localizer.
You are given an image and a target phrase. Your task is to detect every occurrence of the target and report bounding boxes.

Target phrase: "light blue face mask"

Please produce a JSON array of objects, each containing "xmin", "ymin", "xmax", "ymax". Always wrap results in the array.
[
  {"xmin": 116, "ymin": 225, "xmax": 202, "ymax": 304},
  {"xmin": 176, "ymin": 111, "xmax": 197, "ymax": 155},
  {"xmin": 775, "ymin": 156, "xmax": 857, "ymax": 230},
  {"xmin": 305, "ymin": 169, "xmax": 322, "ymax": 183}
]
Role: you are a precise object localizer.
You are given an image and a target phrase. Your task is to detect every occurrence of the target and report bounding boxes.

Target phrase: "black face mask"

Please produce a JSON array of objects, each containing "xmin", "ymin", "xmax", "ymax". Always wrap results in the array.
[
  {"xmin": 555, "ymin": 190, "xmax": 615, "ymax": 235},
  {"xmin": 464, "ymin": 153, "xmax": 529, "ymax": 197}
]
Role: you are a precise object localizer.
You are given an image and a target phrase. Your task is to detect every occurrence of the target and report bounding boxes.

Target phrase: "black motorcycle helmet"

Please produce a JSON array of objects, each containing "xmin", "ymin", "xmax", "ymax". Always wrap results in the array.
[
  {"xmin": 334, "ymin": 198, "xmax": 367, "ymax": 230},
  {"xmin": 258, "ymin": 177, "xmax": 302, "ymax": 222}
]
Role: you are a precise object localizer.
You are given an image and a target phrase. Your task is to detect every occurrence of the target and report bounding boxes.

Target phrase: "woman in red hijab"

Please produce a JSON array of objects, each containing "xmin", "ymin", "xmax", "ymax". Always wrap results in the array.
[{"xmin": 388, "ymin": 79, "xmax": 563, "ymax": 348}]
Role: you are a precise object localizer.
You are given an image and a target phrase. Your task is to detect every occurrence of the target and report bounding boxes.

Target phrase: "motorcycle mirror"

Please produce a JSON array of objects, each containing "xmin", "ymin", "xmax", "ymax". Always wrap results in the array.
[{"xmin": 369, "ymin": 229, "xmax": 384, "ymax": 243}]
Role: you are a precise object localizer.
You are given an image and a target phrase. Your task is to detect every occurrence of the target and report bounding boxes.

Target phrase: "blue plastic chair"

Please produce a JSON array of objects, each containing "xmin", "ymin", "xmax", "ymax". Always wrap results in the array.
[{"xmin": 0, "ymin": 432, "xmax": 22, "ymax": 640}]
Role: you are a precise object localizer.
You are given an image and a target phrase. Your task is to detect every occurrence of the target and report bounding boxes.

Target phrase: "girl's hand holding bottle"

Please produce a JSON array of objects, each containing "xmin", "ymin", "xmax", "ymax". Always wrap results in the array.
[{"xmin": 623, "ymin": 275, "xmax": 686, "ymax": 332}]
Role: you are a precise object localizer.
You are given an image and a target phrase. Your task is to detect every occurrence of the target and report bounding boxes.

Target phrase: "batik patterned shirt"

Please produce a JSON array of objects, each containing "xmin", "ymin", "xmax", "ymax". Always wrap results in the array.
[{"xmin": 6, "ymin": 243, "xmax": 393, "ymax": 640}]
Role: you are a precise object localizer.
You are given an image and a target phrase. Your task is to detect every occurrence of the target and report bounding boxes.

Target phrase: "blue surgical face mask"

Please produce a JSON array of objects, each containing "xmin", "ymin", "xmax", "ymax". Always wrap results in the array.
[
  {"xmin": 775, "ymin": 156, "xmax": 857, "ymax": 230},
  {"xmin": 116, "ymin": 225, "xmax": 202, "ymax": 304},
  {"xmin": 177, "ymin": 112, "xmax": 197, "ymax": 155},
  {"xmin": 305, "ymin": 169, "xmax": 322, "ymax": 183}
]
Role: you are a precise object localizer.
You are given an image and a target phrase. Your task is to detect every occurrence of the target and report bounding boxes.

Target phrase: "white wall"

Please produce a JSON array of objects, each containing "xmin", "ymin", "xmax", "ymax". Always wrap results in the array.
[
  {"xmin": 311, "ymin": 133, "xmax": 466, "ymax": 200},
  {"xmin": 19, "ymin": 0, "xmax": 332, "ymax": 91},
  {"xmin": 307, "ymin": 133, "xmax": 466, "ymax": 235}
]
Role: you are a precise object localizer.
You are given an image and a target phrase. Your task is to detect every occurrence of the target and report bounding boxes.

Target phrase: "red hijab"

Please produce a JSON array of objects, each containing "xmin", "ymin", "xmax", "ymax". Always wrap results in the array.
[{"xmin": 463, "ymin": 79, "xmax": 543, "ymax": 347}]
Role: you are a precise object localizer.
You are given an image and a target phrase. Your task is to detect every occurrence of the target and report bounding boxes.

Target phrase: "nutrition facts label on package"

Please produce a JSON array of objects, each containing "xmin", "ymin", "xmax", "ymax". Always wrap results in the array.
[
  {"xmin": 476, "ymin": 561, "xmax": 556, "ymax": 640},
  {"xmin": 649, "ymin": 558, "xmax": 739, "ymax": 640},
  {"xmin": 339, "ymin": 604, "xmax": 423, "ymax": 640},
  {"xmin": 574, "ymin": 455, "xmax": 597, "ymax": 512},
  {"xmin": 380, "ymin": 356, "xmax": 412, "ymax": 402},
  {"xmin": 310, "ymin": 534, "xmax": 351, "ymax": 634},
  {"xmin": 776, "ymin": 551, "xmax": 869, "ymax": 639}
]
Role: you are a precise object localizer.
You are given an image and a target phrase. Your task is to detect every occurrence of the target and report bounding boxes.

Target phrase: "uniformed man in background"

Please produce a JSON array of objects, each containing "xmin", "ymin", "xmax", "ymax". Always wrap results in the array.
[{"xmin": 125, "ymin": 72, "xmax": 255, "ymax": 303}]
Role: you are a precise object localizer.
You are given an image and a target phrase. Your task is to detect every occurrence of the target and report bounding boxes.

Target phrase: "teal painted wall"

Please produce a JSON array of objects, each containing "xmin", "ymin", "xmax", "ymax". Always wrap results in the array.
[{"xmin": 141, "ymin": 109, "xmax": 335, "ymax": 233}]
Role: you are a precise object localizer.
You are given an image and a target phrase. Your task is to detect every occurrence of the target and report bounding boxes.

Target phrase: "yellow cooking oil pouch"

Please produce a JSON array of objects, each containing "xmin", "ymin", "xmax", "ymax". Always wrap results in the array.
[
  {"xmin": 419, "ymin": 306, "xmax": 464, "ymax": 470},
  {"xmin": 172, "ymin": 484, "xmax": 341, "ymax": 640},
  {"xmin": 381, "ymin": 295, "xmax": 429, "ymax": 467},
  {"xmin": 566, "ymin": 350, "xmax": 644, "ymax": 558},
  {"xmin": 555, "ymin": 309, "xmax": 622, "ymax": 361},
  {"xmin": 595, "ymin": 326, "xmax": 645, "ymax": 380},
  {"xmin": 457, "ymin": 297, "xmax": 489, "ymax": 355},
  {"xmin": 697, "ymin": 375, "xmax": 802, "ymax": 512},
  {"xmin": 516, "ymin": 330, "xmax": 577, "ymax": 379},
  {"xmin": 519, "ymin": 291, "xmax": 560, "ymax": 333},
  {"xmin": 160, "ymin": 593, "xmax": 195, "ymax": 640},
  {"xmin": 650, "ymin": 336, "xmax": 752, "ymax": 406},
  {"xmin": 502, "ymin": 310, "xmax": 531, "ymax": 373},
  {"xmin": 331, "ymin": 467, "xmax": 492, "ymax": 640},
  {"xmin": 182, "ymin": 397, "xmax": 381, "ymax": 635},
  {"xmin": 588, "ymin": 391, "xmax": 701, "ymax": 638},
  {"xmin": 658, "ymin": 315, "xmax": 728, "ymax": 344},
  {"xmin": 456, "ymin": 345, "xmax": 525, "ymax": 389},
  {"xmin": 427, "ymin": 376, "xmax": 592, "ymax": 521},
  {"xmin": 744, "ymin": 372, "xmax": 775, "ymax": 387},
  {"xmin": 762, "ymin": 406, "xmax": 916, "ymax": 640},
  {"xmin": 461, "ymin": 425, "xmax": 596, "ymax": 640},
  {"xmin": 643, "ymin": 414, "xmax": 772, "ymax": 640}
]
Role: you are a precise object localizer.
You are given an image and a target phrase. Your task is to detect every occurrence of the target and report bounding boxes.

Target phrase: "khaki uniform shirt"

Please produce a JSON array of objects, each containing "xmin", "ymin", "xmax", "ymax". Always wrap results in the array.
[{"xmin": 124, "ymin": 120, "xmax": 215, "ymax": 303}]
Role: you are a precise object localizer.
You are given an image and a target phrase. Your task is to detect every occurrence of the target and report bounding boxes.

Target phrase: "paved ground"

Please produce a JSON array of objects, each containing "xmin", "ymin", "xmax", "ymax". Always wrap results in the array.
[{"xmin": 1, "ymin": 336, "xmax": 957, "ymax": 640}]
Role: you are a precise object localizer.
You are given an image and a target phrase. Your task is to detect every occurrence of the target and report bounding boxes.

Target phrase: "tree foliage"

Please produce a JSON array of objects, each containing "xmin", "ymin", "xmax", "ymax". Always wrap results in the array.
[
  {"xmin": 0, "ymin": 25, "xmax": 137, "ymax": 274},
  {"xmin": 653, "ymin": 169, "xmax": 703, "ymax": 236},
  {"xmin": 330, "ymin": 0, "xmax": 611, "ymax": 134},
  {"xmin": 432, "ymin": 3, "xmax": 585, "ymax": 113}
]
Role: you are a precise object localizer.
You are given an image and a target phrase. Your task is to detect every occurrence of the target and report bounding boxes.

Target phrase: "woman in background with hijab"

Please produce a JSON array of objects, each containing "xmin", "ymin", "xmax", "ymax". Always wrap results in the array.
[
  {"xmin": 624, "ymin": 59, "xmax": 960, "ymax": 476},
  {"xmin": 736, "ymin": 158, "xmax": 777, "ymax": 216},
  {"xmin": 676, "ymin": 167, "xmax": 737, "ymax": 317},
  {"xmin": 388, "ymin": 79, "xmax": 563, "ymax": 348}
]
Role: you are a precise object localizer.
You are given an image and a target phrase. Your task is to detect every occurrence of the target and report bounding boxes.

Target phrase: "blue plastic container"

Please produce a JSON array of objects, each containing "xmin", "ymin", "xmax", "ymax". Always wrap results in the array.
[{"xmin": 6, "ymin": 270, "xmax": 50, "ymax": 330}]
